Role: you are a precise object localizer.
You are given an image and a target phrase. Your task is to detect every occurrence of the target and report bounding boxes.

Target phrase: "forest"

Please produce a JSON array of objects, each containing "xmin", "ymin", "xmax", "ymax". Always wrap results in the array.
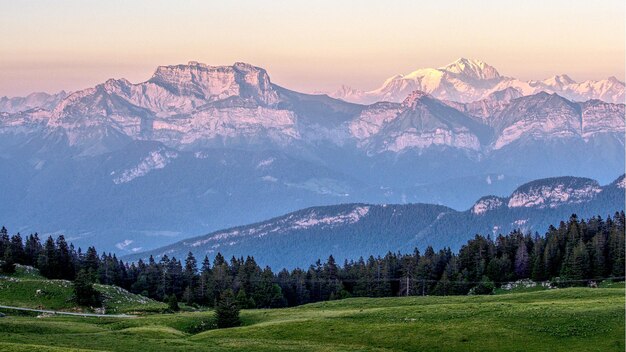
[{"xmin": 0, "ymin": 212, "xmax": 624, "ymax": 308}]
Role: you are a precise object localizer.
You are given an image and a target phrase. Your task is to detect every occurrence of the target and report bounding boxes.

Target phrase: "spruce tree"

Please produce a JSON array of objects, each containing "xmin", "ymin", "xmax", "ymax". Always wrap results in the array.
[
  {"xmin": 609, "ymin": 226, "xmax": 625, "ymax": 277},
  {"xmin": 514, "ymin": 242, "xmax": 530, "ymax": 279},
  {"xmin": 215, "ymin": 289, "xmax": 240, "ymax": 328},
  {"xmin": 183, "ymin": 252, "xmax": 198, "ymax": 304},
  {"xmin": 73, "ymin": 269, "xmax": 100, "ymax": 306},
  {"xmin": 24, "ymin": 234, "xmax": 42, "ymax": 266},
  {"xmin": 472, "ymin": 276, "xmax": 495, "ymax": 295},
  {"xmin": 199, "ymin": 256, "xmax": 215, "ymax": 306},
  {"xmin": 0, "ymin": 227, "xmax": 9, "ymax": 256},
  {"xmin": 236, "ymin": 289, "xmax": 250, "ymax": 309},
  {"xmin": 1, "ymin": 246, "xmax": 16, "ymax": 274},
  {"xmin": 10, "ymin": 233, "xmax": 25, "ymax": 264},
  {"xmin": 168, "ymin": 294, "xmax": 180, "ymax": 312}
]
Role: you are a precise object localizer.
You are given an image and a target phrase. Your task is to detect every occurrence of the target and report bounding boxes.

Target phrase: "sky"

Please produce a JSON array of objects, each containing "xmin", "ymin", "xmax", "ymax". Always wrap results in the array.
[{"xmin": 0, "ymin": 0, "xmax": 624, "ymax": 96}]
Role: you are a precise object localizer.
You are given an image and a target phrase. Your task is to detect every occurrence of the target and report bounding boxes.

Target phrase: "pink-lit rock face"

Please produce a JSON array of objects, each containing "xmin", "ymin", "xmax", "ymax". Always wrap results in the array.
[
  {"xmin": 487, "ymin": 92, "xmax": 626, "ymax": 150},
  {"xmin": 149, "ymin": 62, "xmax": 280, "ymax": 107},
  {"xmin": 349, "ymin": 102, "xmax": 402, "ymax": 141},
  {"xmin": 580, "ymin": 100, "xmax": 626, "ymax": 138},
  {"xmin": 443, "ymin": 87, "xmax": 524, "ymax": 123},
  {"xmin": 1, "ymin": 62, "xmax": 299, "ymax": 152},
  {"xmin": 0, "ymin": 61, "xmax": 623, "ymax": 156},
  {"xmin": 491, "ymin": 93, "xmax": 583, "ymax": 149},
  {"xmin": 349, "ymin": 91, "xmax": 488, "ymax": 153}
]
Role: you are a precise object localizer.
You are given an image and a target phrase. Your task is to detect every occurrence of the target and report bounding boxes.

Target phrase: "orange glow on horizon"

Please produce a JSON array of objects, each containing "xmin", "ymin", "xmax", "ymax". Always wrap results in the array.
[{"xmin": 0, "ymin": 0, "xmax": 623, "ymax": 96}]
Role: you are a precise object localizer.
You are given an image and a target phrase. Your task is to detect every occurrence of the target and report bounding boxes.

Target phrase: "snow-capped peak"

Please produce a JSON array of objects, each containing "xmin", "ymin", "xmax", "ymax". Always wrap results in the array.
[
  {"xmin": 329, "ymin": 59, "xmax": 624, "ymax": 104},
  {"xmin": 541, "ymin": 74, "xmax": 576, "ymax": 87},
  {"xmin": 439, "ymin": 58, "xmax": 501, "ymax": 80}
]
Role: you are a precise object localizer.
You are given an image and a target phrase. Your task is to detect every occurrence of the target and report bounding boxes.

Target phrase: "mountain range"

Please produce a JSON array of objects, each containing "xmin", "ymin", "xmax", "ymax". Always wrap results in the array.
[
  {"xmin": 0, "ymin": 59, "xmax": 623, "ymax": 254},
  {"xmin": 125, "ymin": 174, "xmax": 625, "ymax": 269},
  {"xmin": 0, "ymin": 91, "xmax": 68, "ymax": 113},
  {"xmin": 330, "ymin": 58, "xmax": 625, "ymax": 104}
]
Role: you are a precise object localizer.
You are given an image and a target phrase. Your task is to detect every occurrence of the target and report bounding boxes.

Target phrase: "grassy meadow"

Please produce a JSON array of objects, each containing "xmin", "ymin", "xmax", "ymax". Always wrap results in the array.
[
  {"xmin": 0, "ymin": 280, "xmax": 623, "ymax": 351},
  {"xmin": 0, "ymin": 265, "xmax": 167, "ymax": 313}
]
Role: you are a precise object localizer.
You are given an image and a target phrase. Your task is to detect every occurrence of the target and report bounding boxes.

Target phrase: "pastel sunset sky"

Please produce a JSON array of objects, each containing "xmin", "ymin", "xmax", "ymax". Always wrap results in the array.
[{"xmin": 1, "ymin": 0, "xmax": 624, "ymax": 96}]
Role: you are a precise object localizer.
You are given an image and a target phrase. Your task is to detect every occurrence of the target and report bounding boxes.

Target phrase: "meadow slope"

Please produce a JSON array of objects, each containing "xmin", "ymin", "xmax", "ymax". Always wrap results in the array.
[{"xmin": 0, "ymin": 287, "xmax": 624, "ymax": 351}]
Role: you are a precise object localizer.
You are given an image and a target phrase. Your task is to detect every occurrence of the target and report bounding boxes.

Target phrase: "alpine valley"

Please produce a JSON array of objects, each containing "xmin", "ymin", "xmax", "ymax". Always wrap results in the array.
[{"xmin": 0, "ymin": 58, "xmax": 624, "ymax": 256}]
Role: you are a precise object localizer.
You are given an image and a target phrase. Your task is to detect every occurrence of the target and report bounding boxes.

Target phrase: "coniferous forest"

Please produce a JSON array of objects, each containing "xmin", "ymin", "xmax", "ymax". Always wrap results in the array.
[{"xmin": 0, "ymin": 212, "xmax": 624, "ymax": 308}]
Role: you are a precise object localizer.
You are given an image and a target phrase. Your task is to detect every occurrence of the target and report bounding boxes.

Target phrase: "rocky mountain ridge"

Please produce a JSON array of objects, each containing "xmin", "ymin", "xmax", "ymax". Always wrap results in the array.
[
  {"xmin": 1, "ymin": 61, "xmax": 623, "ymax": 156},
  {"xmin": 0, "ymin": 61, "xmax": 623, "ymax": 254},
  {"xmin": 125, "ymin": 174, "xmax": 625, "ymax": 268}
]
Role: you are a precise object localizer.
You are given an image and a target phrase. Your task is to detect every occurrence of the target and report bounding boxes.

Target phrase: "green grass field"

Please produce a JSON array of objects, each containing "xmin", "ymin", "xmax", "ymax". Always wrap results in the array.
[
  {"xmin": 0, "ymin": 265, "xmax": 167, "ymax": 313},
  {"xmin": 0, "ymin": 285, "xmax": 624, "ymax": 352}
]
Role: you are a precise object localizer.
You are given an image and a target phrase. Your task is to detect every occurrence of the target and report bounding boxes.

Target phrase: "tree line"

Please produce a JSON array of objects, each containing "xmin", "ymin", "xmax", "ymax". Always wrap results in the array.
[{"xmin": 1, "ymin": 212, "xmax": 624, "ymax": 308}]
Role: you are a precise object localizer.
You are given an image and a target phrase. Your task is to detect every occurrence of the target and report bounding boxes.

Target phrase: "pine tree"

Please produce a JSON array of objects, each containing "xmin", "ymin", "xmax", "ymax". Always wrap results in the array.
[
  {"xmin": 73, "ymin": 269, "xmax": 100, "ymax": 306},
  {"xmin": 168, "ymin": 258, "xmax": 184, "ymax": 299},
  {"xmin": 562, "ymin": 241, "xmax": 591, "ymax": 283},
  {"xmin": 56, "ymin": 235, "xmax": 74, "ymax": 280},
  {"xmin": 215, "ymin": 289, "xmax": 240, "ymax": 328},
  {"xmin": 212, "ymin": 253, "xmax": 231, "ymax": 300},
  {"xmin": 183, "ymin": 252, "xmax": 198, "ymax": 304},
  {"xmin": 608, "ymin": 225, "xmax": 625, "ymax": 277},
  {"xmin": 9, "ymin": 233, "xmax": 25, "ymax": 264},
  {"xmin": 0, "ymin": 211, "xmax": 621, "ymax": 309},
  {"xmin": 320, "ymin": 255, "xmax": 341, "ymax": 300},
  {"xmin": 1, "ymin": 246, "xmax": 16, "ymax": 274},
  {"xmin": 416, "ymin": 248, "xmax": 435, "ymax": 295},
  {"xmin": 83, "ymin": 247, "xmax": 100, "ymax": 273},
  {"xmin": 269, "ymin": 284, "xmax": 287, "ymax": 308},
  {"xmin": 167, "ymin": 294, "xmax": 180, "ymax": 312},
  {"xmin": 530, "ymin": 238, "xmax": 546, "ymax": 281},
  {"xmin": 472, "ymin": 276, "xmax": 495, "ymax": 295},
  {"xmin": 589, "ymin": 231, "xmax": 608, "ymax": 278},
  {"xmin": 199, "ymin": 256, "xmax": 215, "ymax": 306},
  {"xmin": 514, "ymin": 241, "xmax": 530, "ymax": 279},
  {"xmin": 40, "ymin": 236, "xmax": 57, "ymax": 278},
  {"xmin": 236, "ymin": 289, "xmax": 251, "ymax": 309},
  {"xmin": 24, "ymin": 233, "xmax": 42, "ymax": 266},
  {"xmin": 0, "ymin": 227, "xmax": 9, "ymax": 257},
  {"xmin": 543, "ymin": 234, "xmax": 561, "ymax": 279},
  {"xmin": 146, "ymin": 256, "xmax": 161, "ymax": 299}
]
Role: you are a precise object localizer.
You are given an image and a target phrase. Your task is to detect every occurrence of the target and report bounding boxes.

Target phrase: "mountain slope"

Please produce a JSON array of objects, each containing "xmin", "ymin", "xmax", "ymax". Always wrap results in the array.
[
  {"xmin": 0, "ymin": 61, "xmax": 623, "ymax": 254},
  {"xmin": 410, "ymin": 175, "xmax": 625, "ymax": 251},
  {"xmin": 350, "ymin": 91, "xmax": 493, "ymax": 153},
  {"xmin": 2, "ymin": 61, "xmax": 621, "ymax": 158},
  {"xmin": 126, "ymin": 175, "xmax": 625, "ymax": 269},
  {"xmin": 125, "ymin": 203, "xmax": 454, "ymax": 268}
]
